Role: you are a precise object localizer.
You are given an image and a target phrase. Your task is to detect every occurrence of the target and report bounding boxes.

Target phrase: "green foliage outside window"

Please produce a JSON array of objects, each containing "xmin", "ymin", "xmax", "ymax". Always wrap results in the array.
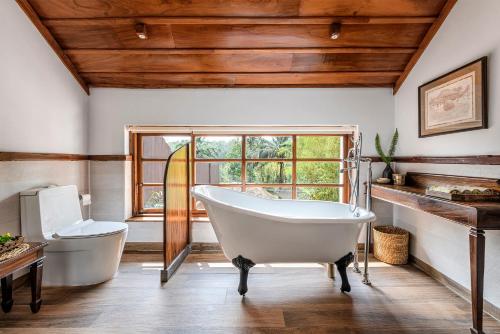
[{"xmin": 144, "ymin": 135, "xmax": 343, "ymax": 208}]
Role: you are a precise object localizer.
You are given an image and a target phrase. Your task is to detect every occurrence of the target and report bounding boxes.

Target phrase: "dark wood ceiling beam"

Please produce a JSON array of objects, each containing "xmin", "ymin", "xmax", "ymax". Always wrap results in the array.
[
  {"xmin": 44, "ymin": 23, "xmax": 431, "ymax": 49},
  {"xmin": 69, "ymin": 51, "xmax": 412, "ymax": 73},
  {"xmin": 393, "ymin": 0, "xmax": 457, "ymax": 94},
  {"xmin": 65, "ymin": 48, "xmax": 418, "ymax": 55},
  {"xmin": 28, "ymin": 0, "xmax": 447, "ymax": 18},
  {"xmin": 42, "ymin": 16, "xmax": 437, "ymax": 25},
  {"xmin": 81, "ymin": 71, "xmax": 402, "ymax": 88},
  {"xmin": 15, "ymin": 0, "xmax": 89, "ymax": 95}
]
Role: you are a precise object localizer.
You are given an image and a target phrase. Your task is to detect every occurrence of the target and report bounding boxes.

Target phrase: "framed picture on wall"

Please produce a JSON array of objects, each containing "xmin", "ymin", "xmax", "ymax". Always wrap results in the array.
[{"xmin": 418, "ymin": 57, "xmax": 487, "ymax": 137}]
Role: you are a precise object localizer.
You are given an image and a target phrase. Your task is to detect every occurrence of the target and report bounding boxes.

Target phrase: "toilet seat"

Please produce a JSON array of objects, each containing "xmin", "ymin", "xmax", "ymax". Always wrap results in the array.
[{"xmin": 52, "ymin": 219, "xmax": 128, "ymax": 239}]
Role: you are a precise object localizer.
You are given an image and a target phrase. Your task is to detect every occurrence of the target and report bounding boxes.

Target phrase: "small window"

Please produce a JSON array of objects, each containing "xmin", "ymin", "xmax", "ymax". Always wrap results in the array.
[
  {"xmin": 143, "ymin": 186, "xmax": 164, "ymax": 209},
  {"xmin": 142, "ymin": 161, "xmax": 167, "ymax": 184},
  {"xmin": 195, "ymin": 136, "xmax": 242, "ymax": 159},
  {"xmin": 297, "ymin": 187, "xmax": 340, "ymax": 202},
  {"xmin": 296, "ymin": 162, "xmax": 340, "ymax": 184},
  {"xmin": 296, "ymin": 136, "xmax": 341, "ymax": 159},
  {"xmin": 245, "ymin": 186, "xmax": 292, "ymax": 199},
  {"xmin": 195, "ymin": 162, "xmax": 242, "ymax": 184},
  {"xmin": 246, "ymin": 162, "xmax": 293, "ymax": 184},
  {"xmin": 142, "ymin": 136, "xmax": 190, "ymax": 159},
  {"xmin": 246, "ymin": 136, "xmax": 292, "ymax": 159}
]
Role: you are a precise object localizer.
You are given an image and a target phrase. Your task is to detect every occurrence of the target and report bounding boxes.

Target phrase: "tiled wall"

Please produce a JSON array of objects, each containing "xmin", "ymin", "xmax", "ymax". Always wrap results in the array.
[
  {"xmin": 0, "ymin": 161, "xmax": 89, "ymax": 235},
  {"xmin": 90, "ymin": 160, "xmax": 132, "ymax": 221}
]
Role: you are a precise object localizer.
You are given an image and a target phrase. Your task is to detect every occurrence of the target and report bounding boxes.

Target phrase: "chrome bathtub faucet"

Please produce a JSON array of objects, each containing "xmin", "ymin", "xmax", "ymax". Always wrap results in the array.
[{"xmin": 341, "ymin": 133, "xmax": 374, "ymax": 285}]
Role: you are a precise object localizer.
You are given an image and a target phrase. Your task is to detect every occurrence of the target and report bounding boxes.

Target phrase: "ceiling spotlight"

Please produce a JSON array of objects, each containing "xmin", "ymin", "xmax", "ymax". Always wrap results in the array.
[
  {"xmin": 330, "ymin": 22, "xmax": 341, "ymax": 40},
  {"xmin": 135, "ymin": 23, "xmax": 148, "ymax": 40}
]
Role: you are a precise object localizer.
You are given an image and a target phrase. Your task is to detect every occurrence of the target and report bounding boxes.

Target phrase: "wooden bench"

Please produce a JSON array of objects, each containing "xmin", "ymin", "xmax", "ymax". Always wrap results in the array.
[{"xmin": 0, "ymin": 242, "xmax": 47, "ymax": 313}]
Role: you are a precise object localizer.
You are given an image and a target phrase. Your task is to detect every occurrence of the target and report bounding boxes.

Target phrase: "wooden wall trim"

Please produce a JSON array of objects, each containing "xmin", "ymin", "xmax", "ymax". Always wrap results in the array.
[
  {"xmin": 0, "ymin": 152, "xmax": 88, "ymax": 161},
  {"xmin": 0, "ymin": 152, "xmax": 131, "ymax": 161},
  {"xmin": 365, "ymin": 155, "xmax": 500, "ymax": 165},
  {"xmin": 16, "ymin": 0, "xmax": 90, "ymax": 95},
  {"xmin": 88, "ymin": 155, "xmax": 133, "ymax": 161},
  {"xmin": 3, "ymin": 153, "xmax": 497, "ymax": 164},
  {"xmin": 393, "ymin": 0, "xmax": 457, "ymax": 94},
  {"xmin": 409, "ymin": 255, "xmax": 500, "ymax": 321}
]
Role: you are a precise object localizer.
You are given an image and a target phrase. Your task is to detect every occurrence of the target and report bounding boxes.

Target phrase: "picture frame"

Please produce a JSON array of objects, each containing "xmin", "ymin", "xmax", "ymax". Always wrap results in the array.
[{"xmin": 418, "ymin": 57, "xmax": 487, "ymax": 137}]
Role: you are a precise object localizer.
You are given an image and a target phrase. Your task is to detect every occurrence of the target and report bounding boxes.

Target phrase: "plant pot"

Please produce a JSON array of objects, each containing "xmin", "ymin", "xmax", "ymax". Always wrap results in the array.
[{"xmin": 382, "ymin": 164, "xmax": 394, "ymax": 181}]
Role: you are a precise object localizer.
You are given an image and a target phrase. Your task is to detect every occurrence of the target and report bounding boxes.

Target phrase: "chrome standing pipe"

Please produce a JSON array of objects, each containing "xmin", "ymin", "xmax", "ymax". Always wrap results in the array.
[{"xmin": 361, "ymin": 158, "xmax": 373, "ymax": 285}]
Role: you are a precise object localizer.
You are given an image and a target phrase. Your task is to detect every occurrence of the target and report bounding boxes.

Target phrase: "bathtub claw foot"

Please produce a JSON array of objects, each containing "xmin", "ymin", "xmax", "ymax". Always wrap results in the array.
[
  {"xmin": 335, "ymin": 252, "xmax": 354, "ymax": 293},
  {"xmin": 232, "ymin": 255, "xmax": 255, "ymax": 296}
]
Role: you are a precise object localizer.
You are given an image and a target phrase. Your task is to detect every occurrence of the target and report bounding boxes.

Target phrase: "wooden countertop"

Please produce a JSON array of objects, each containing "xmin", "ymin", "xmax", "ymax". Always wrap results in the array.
[{"xmin": 371, "ymin": 180, "xmax": 500, "ymax": 230}]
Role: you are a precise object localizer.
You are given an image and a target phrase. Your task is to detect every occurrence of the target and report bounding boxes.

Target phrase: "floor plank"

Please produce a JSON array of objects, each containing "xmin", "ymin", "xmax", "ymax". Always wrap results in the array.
[{"xmin": 1, "ymin": 254, "xmax": 499, "ymax": 333}]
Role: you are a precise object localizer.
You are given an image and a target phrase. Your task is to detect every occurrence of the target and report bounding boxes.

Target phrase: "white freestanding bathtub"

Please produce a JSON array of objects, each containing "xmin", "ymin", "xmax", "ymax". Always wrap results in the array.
[{"xmin": 191, "ymin": 185, "xmax": 376, "ymax": 295}]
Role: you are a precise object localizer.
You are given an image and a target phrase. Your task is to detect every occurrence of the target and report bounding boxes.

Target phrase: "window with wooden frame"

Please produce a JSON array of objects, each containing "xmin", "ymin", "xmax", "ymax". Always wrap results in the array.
[{"xmin": 131, "ymin": 130, "xmax": 350, "ymax": 217}]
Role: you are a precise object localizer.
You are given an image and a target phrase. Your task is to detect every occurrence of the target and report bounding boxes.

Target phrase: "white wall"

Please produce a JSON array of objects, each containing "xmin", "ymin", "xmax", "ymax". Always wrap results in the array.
[
  {"xmin": 394, "ymin": 0, "xmax": 500, "ymax": 309},
  {"xmin": 0, "ymin": 1, "xmax": 88, "ymax": 154},
  {"xmin": 89, "ymin": 88, "xmax": 394, "ymax": 155},
  {"xmin": 0, "ymin": 1, "xmax": 90, "ymax": 236},
  {"xmin": 89, "ymin": 88, "xmax": 395, "ymax": 241},
  {"xmin": 395, "ymin": 0, "xmax": 500, "ymax": 156}
]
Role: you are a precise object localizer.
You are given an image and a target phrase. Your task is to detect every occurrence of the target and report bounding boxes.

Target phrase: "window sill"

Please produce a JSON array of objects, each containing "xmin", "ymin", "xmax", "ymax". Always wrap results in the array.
[
  {"xmin": 126, "ymin": 216, "xmax": 163, "ymax": 223},
  {"xmin": 126, "ymin": 216, "xmax": 210, "ymax": 223}
]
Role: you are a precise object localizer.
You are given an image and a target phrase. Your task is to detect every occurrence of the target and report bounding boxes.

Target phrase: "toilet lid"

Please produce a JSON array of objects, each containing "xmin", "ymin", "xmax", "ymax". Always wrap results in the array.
[{"xmin": 53, "ymin": 220, "xmax": 128, "ymax": 239}]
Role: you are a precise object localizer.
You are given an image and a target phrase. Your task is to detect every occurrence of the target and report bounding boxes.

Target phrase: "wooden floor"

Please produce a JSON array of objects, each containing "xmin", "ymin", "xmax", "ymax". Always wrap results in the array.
[{"xmin": 1, "ymin": 253, "xmax": 499, "ymax": 334}]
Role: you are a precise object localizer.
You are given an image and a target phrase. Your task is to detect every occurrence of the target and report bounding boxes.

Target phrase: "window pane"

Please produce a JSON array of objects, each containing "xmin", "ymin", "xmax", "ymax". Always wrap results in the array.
[
  {"xmin": 297, "ymin": 187, "xmax": 340, "ymax": 202},
  {"xmin": 246, "ymin": 136, "xmax": 292, "ymax": 159},
  {"xmin": 195, "ymin": 162, "xmax": 242, "ymax": 184},
  {"xmin": 143, "ymin": 186, "xmax": 163, "ymax": 209},
  {"xmin": 296, "ymin": 136, "xmax": 341, "ymax": 159},
  {"xmin": 142, "ymin": 135, "xmax": 190, "ymax": 159},
  {"xmin": 142, "ymin": 161, "xmax": 167, "ymax": 184},
  {"xmin": 245, "ymin": 187, "xmax": 292, "ymax": 199},
  {"xmin": 296, "ymin": 162, "xmax": 340, "ymax": 184},
  {"xmin": 246, "ymin": 162, "xmax": 292, "ymax": 184},
  {"xmin": 195, "ymin": 136, "xmax": 242, "ymax": 159}
]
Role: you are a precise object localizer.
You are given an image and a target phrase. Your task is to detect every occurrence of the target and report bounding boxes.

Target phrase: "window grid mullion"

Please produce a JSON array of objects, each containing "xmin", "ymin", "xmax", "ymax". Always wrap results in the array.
[{"xmin": 242, "ymin": 135, "xmax": 247, "ymax": 192}]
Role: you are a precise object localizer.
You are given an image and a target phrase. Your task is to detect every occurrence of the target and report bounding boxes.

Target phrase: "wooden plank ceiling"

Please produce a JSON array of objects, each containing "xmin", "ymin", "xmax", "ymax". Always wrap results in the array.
[{"xmin": 17, "ymin": 0, "xmax": 456, "ymax": 93}]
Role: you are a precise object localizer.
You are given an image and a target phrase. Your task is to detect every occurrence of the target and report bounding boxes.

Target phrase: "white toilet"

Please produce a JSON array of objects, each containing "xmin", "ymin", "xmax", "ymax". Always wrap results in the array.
[{"xmin": 20, "ymin": 185, "xmax": 128, "ymax": 286}]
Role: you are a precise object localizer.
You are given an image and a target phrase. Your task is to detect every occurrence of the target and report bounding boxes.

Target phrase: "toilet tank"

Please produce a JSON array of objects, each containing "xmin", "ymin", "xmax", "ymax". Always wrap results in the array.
[{"xmin": 20, "ymin": 185, "xmax": 83, "ymax": 241}]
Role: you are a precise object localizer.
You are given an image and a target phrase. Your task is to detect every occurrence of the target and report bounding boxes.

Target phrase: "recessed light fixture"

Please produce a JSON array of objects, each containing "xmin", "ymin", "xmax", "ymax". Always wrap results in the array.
[
  {"xmin": 330, "ymin": 22, "xmax": 341, "ymax": 40},
  {"xmin": 135, "ymin": 23, "xmax": 148, "ymax": 40}
]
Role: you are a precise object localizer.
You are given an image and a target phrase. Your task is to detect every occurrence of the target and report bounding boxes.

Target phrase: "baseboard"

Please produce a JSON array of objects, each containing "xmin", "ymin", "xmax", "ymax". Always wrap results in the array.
[
  {"xmin": 124, "ymin": 242, "xmax": 163, "ymax": 253},
  {"xmin": 191, "ymin": 242, "xmax": 222, "ymax": 253},
  {"xmin": 409, "ymin": 254, "xmax": 500, "ymax": 321}
]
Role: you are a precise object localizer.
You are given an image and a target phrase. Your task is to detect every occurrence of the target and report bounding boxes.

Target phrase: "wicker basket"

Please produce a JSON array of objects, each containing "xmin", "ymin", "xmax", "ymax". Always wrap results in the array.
[{"xmin": 373, "ymin": 226, "xmax": 409, "ymax": 265}]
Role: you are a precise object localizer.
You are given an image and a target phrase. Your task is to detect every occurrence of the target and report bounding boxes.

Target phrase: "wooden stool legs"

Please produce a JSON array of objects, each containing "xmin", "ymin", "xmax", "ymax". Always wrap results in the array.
[
  {"xmin": 29, "ymin": 259, "xmax": 43, "ymax": 313},
  {"xmin": 1, "ymin": 274, "xmax": 14, "ymax": 313}
]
